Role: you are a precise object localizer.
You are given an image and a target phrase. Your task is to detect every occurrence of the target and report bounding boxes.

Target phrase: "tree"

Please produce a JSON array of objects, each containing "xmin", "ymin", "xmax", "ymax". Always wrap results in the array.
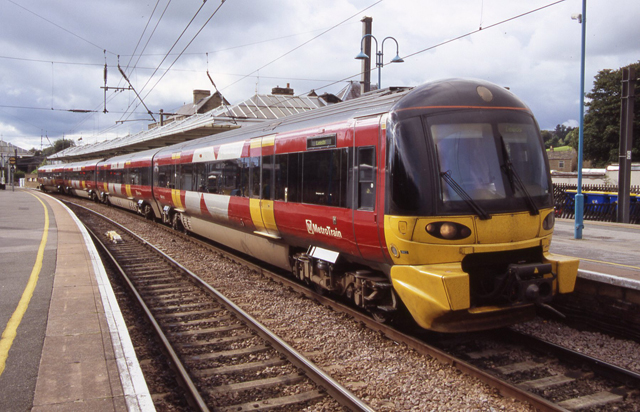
[
  {"xmin": 42, "ymin": 138, "xmax": 75, "ymax": 157},
  {"xmin": 572, "ymin": 61, "xmax": 640, "ymax": 166},
  {"xmin": 541, "ymin": 130, "xmax": 553, "ymax": 148},
  {"xmin": 553, "ymin": 124, "xmax": 575, "ymax": 145},
  {"xmin": 29, "ymin": 147, "xmax": 42, "ymax": 156},
  {"xmin": 543, "ymin": 124, "xmax": 575, "ymax": 149}
]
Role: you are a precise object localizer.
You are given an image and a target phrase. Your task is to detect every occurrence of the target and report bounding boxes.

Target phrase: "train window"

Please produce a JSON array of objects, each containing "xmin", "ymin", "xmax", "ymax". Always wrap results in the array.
[
  {"xmin": 206, "ymin": 162, "xmax": 225, "ymax": 194},
  {"xmin": 180, "ymin": 164, "xmax": 194, "ymax": 191},
  {"xmin": 194, "ymin": 163, "xmax": 207, "ymax": 192},
  {"xmin": 498, "ymin": 123, "xmax": 549, "ymax": 198},
  {"xmin": 302, "ymin": 148, "xmax": 348, "ymax": 207},
  {"xmin": 129, "ymin": 168, "xmax": 139, "ymax": 185},
  {"xmin": 194, "ymin": 163, "xmax": 203, "ymax": 192},
  {"xmin": 249, "ymin": 157, "xmax": 261, "ymax": 199},
  {"xmin": 387, "ymin": 116, "xmax": 434, "ymax": 215},
  {"xmin": 262, "ymin": 155, "xmax": 274, "ymax": 200},
  {"xmin": 107, "ymin": 170, "xmax": 124, "ymax": 184},
  {"xmin": 156, "ymin": 165, "xmax": 175, "ymax": 188},
  {"xmin": 220, "ymin": 160, "xmax": 242, "ymax": 196},
  {"xmin": 274, "ymin": 153, "xmax": 301, "ymax": 203},
  {"xmin": 357, "ymin": 146, "xmax": 376, "ymax": 210},
  {"xmin": 139, "ymin": 168, "xmax": 150, "ymax": 186},
  {"xmin": 240, "ymin": 157, "xmax": 251, "ymax": 197}
]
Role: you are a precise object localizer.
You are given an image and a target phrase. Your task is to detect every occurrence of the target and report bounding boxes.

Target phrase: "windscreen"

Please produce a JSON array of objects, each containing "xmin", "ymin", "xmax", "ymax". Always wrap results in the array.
[{"xmin": 387, "ymin": 110, "xmax": 552, "ymax": 216}]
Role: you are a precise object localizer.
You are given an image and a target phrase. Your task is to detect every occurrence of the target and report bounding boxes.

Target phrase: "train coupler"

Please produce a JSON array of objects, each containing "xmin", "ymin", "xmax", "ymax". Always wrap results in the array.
[{"xmin": 506, "ymin": 263, "xmax": 556, "ymax": 304}]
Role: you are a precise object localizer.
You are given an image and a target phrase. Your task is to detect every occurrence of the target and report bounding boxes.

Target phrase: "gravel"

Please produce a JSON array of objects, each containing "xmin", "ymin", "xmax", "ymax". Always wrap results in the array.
[
  {"xmin": 512, "ymin": 318, "xmax": 640, "ymax": 374},
  {"xmin": 86, "ymin": 202, "xmax": 640, "ymax": 411}
]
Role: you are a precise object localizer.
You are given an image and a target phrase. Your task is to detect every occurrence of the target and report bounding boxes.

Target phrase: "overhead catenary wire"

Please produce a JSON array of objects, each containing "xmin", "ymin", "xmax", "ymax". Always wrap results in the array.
[
  {"xmin": 121, "ymin": 0, "xmax": 165, "ymax": 77},
  {"xmin": 142, "ymin": 0, "xmax": 228, "ymax": 98},
  {"xmin": 216, "ymin": 0, "xmax": 570, "ymax": 122},
  {"xmin": 118, "ymin": 0, "xmax": 210, "ymax": 122},
  {"xmin": 6, "ymin": 0, "xmax": 116, "ymax": 55},
  {"xmin": 5, "ymin": 0, "xmax": 569, "ymax": 146},
  {"xmin": 221, "ymin": 0, "xmax": 384, "ymax": 92}
]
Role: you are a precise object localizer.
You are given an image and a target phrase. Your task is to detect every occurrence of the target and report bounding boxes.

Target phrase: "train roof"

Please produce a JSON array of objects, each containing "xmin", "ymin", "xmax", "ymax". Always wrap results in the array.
[
  {"xmin": 98, "ymin": 147, "xmax": 158, "ymax": 165},
  {"xmin": 154, "ymin": 85, "xmax": 414, "ymax": 155},
  {"xmin": 63, "ymin": 158, "xmax": 103, "ymax": 169},
  {"xmin": 150, "ymin": 78, "xmax": 534, "ymax": 158}
]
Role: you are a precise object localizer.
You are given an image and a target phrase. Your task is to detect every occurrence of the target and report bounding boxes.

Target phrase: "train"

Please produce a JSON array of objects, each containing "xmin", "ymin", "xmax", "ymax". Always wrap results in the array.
[{"xmin": 39, "ymin": 78, "xmax": 579, "ymax": 333}]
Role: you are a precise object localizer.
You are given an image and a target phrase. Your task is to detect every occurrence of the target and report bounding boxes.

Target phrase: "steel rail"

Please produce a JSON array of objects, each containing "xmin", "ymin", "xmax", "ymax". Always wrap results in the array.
[
  {"xmin": 72, "ymin": 202, "xmax": 374, "ymax": 412},
  {"xmin": 505, "ymin": 329, "xmax": 640, "ymax": 386},
  {"xmin": 83, "ymin": 221, "xmax": 210, "ymax": 412}
]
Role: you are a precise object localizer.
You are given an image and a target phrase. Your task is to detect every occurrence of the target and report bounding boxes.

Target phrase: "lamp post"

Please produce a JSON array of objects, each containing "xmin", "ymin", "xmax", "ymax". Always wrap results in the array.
[
  {"xmin": 573, "ymin": 0, "xmax": 587, "ymax": 239},
  {"xmin": 355, "ymin": 34, "xmax": 404, "ymax": 89}
]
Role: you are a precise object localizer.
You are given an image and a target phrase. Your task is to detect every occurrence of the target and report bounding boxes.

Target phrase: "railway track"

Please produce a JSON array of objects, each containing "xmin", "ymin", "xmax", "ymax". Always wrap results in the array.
[
  {"xmin": 435, "ymin": 329, "xmax": 640, "ymax": 411},
  {"xmin": 61, "ymin": 195, "xmax": 640, "ymax": 411},
  {"xmin": 66, "ymin": 202, "xmax": 372, "ymax": 412}
]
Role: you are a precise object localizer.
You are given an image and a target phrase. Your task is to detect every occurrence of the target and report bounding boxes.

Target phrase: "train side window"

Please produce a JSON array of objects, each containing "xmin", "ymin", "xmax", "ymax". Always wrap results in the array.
[
  {"xmin": 275, "ymin": 153, "xmax": 302, "ymax": 203},
  {"xmin": 180, "ymin": 164, "xmax": 194, "ymax": 191},
  {"xmin": 357, "ymin": 146, "xmax": 376, "ymax": 210},
  {"xmin": 239, "ymin": 158, "xmax": 250, "ymax": 197},
  {"xmin": 156, "ymin": 165, "xmax": 175, "ymax": 188},
  {"xmin": 129, "ymin": 168, "xmax": 140, "ymax": 185},
  {"xmin": 140, "ymin": 167, "xmax": 150, "ymax": 186},
  {"xmin": 274, "ymin": 154, "xmax": 287, "ymax": 201},
  {"xmin": 249, "ymin": 156, "xmax": 261, "ymax": 198},
  {"xmin": 262, "ymin": 155, "xmax": 273, "ymax": 200},
  {"xmin": 302, "ymin": 148, "xmax": 348, "ymax": 207},
  {"xmin": 194, "ymin": 163, "xmax": 206, "ymax": 192}
]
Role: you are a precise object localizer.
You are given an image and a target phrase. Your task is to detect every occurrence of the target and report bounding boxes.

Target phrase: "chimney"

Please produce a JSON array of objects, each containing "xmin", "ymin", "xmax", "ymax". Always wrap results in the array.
[
  {"xmin": 360, "ymin": 16, "xmax": 373, "ymax": 94},
  {"xmin": 271, "ymin": 83, "xmax": 294, "ymax": 95},
  {"xmin": 193, "ymin": 89, "xmax": 211, "ymax": 104}
]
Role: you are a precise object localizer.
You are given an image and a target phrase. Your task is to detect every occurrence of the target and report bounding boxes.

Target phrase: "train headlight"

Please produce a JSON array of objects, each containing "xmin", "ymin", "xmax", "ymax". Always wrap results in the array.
[
  {"xmin": 543, "ymin": 211, "xmax": 555, "ymax": 230},
  {"xmin": 426, "ymin": 222, "xmax": 472, "ymax": 240},
  {"xmin": 440, "ymin": 222, "xmax": 457, "ymax": 239}
]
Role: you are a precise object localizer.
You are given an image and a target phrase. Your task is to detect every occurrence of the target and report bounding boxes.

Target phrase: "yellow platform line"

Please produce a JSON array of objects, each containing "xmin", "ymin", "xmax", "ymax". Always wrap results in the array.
[
  {"xmin": 0, "ymin": 193, "xmax": 49, "ymax": 376},
  {"xmin": 555, "ymin": 254, "xmax": 640, "ymax": 271}
]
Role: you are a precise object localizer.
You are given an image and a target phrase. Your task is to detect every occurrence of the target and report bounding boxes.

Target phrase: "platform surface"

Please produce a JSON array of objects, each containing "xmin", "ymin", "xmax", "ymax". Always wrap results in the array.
[
  {"xmin": 0, "ymin": 189, "xmax": 152, "ymax": 411},
  {"xmin": 551, "ymin": 219, "xmax": 640, "ymax": 284}
]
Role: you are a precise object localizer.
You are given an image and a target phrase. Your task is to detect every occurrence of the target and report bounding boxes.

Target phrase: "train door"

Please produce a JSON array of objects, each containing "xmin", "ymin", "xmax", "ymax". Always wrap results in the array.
[
  {"xmin": 352, "ymin": 117, "xmax": 384, "ymax": 261},
  {"xmin": 249, "ymin": 135, "xmax": 280, "ymax": 238}
]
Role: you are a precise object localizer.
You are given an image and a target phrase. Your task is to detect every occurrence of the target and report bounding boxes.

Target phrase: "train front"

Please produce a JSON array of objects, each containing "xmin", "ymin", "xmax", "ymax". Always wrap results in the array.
[{"xmin": 384, "ymin": 79, "xmax": 578, "ymax": 332}]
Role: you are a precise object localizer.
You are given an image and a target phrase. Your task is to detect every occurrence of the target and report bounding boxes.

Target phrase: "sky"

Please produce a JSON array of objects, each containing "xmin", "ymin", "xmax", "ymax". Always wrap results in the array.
[{"xmin": 1, "ymin": 0, "xmax": 639, "ymax": 152}]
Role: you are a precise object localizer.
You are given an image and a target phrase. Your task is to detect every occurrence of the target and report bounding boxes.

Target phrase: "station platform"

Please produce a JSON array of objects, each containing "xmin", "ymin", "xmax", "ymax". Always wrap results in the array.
[
  {"xmin": 0, "ymin": 189, "xmax": 153, "ymax": 411},
  {"xmin": 551, "ymin": 219, "xmax": 640, "ymax": 289}
]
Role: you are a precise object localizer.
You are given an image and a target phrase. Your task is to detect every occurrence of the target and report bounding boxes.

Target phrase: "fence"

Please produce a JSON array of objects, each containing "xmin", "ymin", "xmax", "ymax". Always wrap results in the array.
[{"xmin": 553, "ymin": 183, "xmax": 640, "ymax": 224}]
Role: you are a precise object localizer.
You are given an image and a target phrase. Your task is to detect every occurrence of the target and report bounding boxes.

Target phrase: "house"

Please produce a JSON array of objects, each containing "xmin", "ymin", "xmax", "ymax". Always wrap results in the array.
[
  {"xmin": 547, "ymin": 147, "xmax": 578, "ymax": 172},
  {"xmin": 148, "ymin": 89, "xmax": 228, "ymax": 129}
]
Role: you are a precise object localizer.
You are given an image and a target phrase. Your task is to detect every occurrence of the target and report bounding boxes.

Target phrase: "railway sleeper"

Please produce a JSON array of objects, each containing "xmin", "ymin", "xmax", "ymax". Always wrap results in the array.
[{"xmin": 292, "ymin": 252, "xmax": 398, "ymax": 322}]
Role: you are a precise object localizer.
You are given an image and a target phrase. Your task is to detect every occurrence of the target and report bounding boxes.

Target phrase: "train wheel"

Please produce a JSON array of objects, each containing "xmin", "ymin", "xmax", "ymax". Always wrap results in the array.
[
  {"xmin": 171, "ymin": 213, "xmax": 182, "ymax": 231},
  {"xmin": 345, "ymin": 284, "xmax": 355, "ymax": 301},
  {"xmin": 143, "ymin": 204, "xmax": 153, "ymax": 220},
  {"xmin": 172, "ymin": 213, "xmax": 189, "ymax": 234},
  {"xmin": 313, "ymin": 283, "xmax": 326, "ymax": 296},
  {"xmin": 371, "ymin": 309, "xmax": 392, "ymax": 324}
]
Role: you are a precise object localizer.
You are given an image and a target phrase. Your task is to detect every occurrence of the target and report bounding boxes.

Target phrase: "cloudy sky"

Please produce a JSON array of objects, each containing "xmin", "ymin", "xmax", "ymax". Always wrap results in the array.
[{"xmin": 1, "ymin": 0, "xmax": 639, "ymax": 151}]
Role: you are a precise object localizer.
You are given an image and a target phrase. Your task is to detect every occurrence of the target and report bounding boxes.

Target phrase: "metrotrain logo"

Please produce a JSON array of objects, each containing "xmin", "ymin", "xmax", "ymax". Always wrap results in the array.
[{"xmin": 305, "ymin": 219, "xmax": 342, "ymax": 238}]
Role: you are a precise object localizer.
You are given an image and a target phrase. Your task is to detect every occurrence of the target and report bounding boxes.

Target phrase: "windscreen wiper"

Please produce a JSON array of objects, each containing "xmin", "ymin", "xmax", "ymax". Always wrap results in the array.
[
  {"xmin": 440, "ymin": 170, "xmax": 491, "ymax": 220},
  {"xmin": 499, "ymin": 136, "xmax": 539, "ymax": 216}
]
